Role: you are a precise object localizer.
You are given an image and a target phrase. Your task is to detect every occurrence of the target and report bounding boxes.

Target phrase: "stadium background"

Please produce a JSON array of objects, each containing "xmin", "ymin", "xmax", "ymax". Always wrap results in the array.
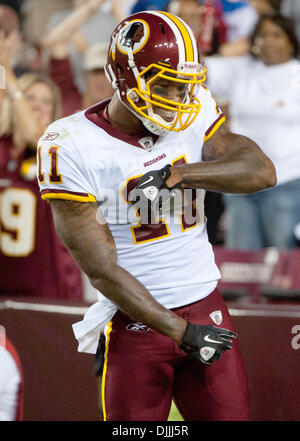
[{"xmin": 1, "ymin": 0, "xmax": 300, "ymax": 422}]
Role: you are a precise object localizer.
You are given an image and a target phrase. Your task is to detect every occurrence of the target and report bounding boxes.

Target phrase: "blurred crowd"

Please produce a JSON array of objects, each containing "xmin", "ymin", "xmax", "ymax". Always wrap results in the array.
[
  {"xmin": 0, "ymin": 0, "xmax": 300, "ymax": 422},
  {"xmin": 0, "ymin": 0, "xmax": 300, "ymax": 303}
]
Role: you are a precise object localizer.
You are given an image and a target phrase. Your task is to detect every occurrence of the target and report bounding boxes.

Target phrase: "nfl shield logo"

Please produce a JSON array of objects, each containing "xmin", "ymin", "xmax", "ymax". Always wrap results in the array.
[
  {"xmin": 200, "ymin": 346, "xmax": 215, "ymax": 362},
  {"xmin": 209, "ymin": 310, "xmax": 223, "ymax": 325},
  {"xmin": 139, "ymin": 136, "xmax": 154, "ymax": 151}
]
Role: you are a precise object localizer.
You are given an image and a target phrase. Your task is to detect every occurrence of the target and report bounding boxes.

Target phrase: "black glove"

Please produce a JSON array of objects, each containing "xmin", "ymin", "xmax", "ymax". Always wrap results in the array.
[
  {"xmin": 128, "ymin": 164, "xmax": 182, "ymax": 218},
  {"xmin": 180, "ymin": 322, "xmax": 237, "ymax": 365}
]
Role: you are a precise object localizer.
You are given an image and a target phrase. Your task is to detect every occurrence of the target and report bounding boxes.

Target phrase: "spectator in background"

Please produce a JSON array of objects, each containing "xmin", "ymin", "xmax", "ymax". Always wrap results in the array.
[
  {"xmin": 82, "ymin": 44, "xmax": 113, "ymax": 106},
  {"xmin": 42, "ymin": 1, "xmax": 113, "ymax": 116},
  {"xmin": 49, "ymin": 42, "xmax": 112, "ymax": 116},
  {"xmin": 217, "ymin": 0, "xmax": 258, "ymax": 56},
  {"xmin": 250, "ymin": 0, "xmax": 282, "ymax": 15},
  {"xmin": 46, "ymin": 0, "xmax": 117, "ymax": 94},
  {"xmin": 205, "ymin": 13, "xmax": 300, "ymax": 249},
  {"xmin": 281, "ymin": 0, "xmax": 300, "ymax": 43},
  {"xmin": 166, "ymin": 0, "xmax": 203, "ymax": 44},
  {"xmin": 21, "ymin": 0, "xmax": 73, "ymax": 49},
  {"xmin": 21, "ymin": 0, "xmax": 74, "ymax": 73},
  {"xmin": 166, "ymin": 0, "xmax": 227, "ymax": 56},
  {"xmin": 0, "ymin": 0, "xmax": 55, "ymax": 75},
  {"xmin": 0, "ymin": 1, "xmax": 21, "ymax": 37},
  {"xmin": 221, "ymin": 1, "xmax": 258, "ymax": 40},
  {"xmin": 130, "ymin": 0, "xmax": 170, "ymax": 13},
  {"xmin": 0, "ymin": 30, "xmax": 83, "ymax": 300},
  {"xmin": 0, "ymin": 0, "xmax": 24, "ymax": 73}
]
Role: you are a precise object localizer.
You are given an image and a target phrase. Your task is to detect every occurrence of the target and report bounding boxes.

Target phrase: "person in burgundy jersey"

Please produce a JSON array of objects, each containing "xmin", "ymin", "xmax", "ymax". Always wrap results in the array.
[
  {"xmin": 0, "ymin": 135, "xmax": 83, "ymax": 299},
  {"xmin": 0, "ymin": 33, "xmax": 83, "ymax": 300},
  {"xmin": 38, "ymin": 11, "xmax": 276, "ymax": 420},
  {"xmin": 41, "ymin": 0, "xmax": 114, "ymax": 117}
]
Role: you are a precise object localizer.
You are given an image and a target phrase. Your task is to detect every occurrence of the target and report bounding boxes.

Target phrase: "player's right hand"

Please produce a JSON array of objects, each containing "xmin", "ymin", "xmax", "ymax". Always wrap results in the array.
[
  {"xmin": 179, "ymin": 322, "xmax": 237, "ymax": 365},
  {"xmin": 128, "ymin": 165, "xmax": 182, "ymax": 217}
]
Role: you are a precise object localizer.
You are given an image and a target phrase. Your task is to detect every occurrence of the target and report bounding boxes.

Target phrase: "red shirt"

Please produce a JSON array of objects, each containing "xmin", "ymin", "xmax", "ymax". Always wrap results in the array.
[{"xmin": 49, "ymin": 57, "xmax": 82, "ymax": 117}]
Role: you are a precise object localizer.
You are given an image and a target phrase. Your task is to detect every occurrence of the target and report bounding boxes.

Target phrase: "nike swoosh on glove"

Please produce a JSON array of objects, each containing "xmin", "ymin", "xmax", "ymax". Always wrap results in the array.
[
  {"xmin": 180, "ymin": 322, "xmax": 237, "ymax": 365},
  {"xmin": 128, "ymin": 165, "xmax": 182, "ymax": 218}
]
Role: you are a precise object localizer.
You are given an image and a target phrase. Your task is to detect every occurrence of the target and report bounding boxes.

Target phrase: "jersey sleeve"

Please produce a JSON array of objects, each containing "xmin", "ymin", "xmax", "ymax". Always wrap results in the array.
[
  {"xmin": 195, "ymin": 84, "xmax": 226, "ymax": 143},
  {"xmin": 37, "ymin": 121, "xmax": 97, "ymax": 203}
]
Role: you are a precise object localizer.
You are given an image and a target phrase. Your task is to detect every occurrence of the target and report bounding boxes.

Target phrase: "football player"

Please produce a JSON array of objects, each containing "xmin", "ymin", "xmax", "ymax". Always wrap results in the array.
[{"xmin": 37, "ymin": 11, "xmax": 276, "ymax": 420}]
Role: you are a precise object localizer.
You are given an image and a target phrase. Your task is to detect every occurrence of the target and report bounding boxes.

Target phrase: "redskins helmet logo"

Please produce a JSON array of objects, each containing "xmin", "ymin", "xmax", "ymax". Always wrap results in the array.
[{"xmin": 117, "ymin": 19, "xmax": 150, "ymax": 55}]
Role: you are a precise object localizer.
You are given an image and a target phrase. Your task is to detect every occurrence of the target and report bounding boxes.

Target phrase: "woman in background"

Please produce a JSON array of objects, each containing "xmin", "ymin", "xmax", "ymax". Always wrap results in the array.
[
  {"xmin": 205, "ymin": 13, "xmax": 300, "ymax": 249},
  {"xmin": 0, "ymin": 30, "xmax": 83, "ymax": 300}
]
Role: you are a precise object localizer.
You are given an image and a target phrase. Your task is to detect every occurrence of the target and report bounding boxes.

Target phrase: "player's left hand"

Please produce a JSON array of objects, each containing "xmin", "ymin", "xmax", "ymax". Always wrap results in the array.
[
  {"xmin": 179, "ymin": 322, "xmax": 237, "ymax": 365},
  {"xmin": 128, "ymin": 164, "xmax": 182, "ymax": 216}
]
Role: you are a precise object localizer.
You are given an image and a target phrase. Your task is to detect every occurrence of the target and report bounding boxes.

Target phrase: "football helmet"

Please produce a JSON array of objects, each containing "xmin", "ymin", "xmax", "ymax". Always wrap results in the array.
[{"xmin": 105, "ymin": 11, "xmax": 206, "ymax": 136}]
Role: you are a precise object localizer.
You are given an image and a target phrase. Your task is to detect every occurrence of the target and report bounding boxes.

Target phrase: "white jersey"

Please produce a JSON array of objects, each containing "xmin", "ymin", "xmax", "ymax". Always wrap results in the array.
[
  {"xmin": 37, "ymin": 86, "xmax": 224, "ymax": 351},
  {"xmin": 38, "ymin": 86, "xmax": 223, "ymax": 308}
]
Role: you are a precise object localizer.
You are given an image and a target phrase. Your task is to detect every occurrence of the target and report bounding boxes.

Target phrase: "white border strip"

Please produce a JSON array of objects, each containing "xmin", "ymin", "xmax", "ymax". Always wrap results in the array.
[
  {"xmin": 1, "ymin": 300, "xmax": 300, "ymax": 319},
  {"xmin": 229, "ymin": 308, "xmax": 300, "ymax": 318},
  {"xmin": 0, "ymin": 300, "xmax": 88, "ymax": 316}
]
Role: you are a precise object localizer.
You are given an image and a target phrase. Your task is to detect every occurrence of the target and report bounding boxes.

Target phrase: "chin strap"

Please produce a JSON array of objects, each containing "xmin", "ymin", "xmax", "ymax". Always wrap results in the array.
[
  {"xmin": 118, "ymin": 90, "xmax": 170, "ymax": 136},
  {"xmin": 142, "ymin": 117, "xmax": 170, "ymax": 136}
]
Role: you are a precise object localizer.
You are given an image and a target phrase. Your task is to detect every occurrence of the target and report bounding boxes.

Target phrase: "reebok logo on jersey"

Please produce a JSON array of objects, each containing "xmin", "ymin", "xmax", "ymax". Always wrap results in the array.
[
  {"xmin": 126, "ymin": 322, "xmax": 150, "ymax": 333},
  {"xmin": 209, "ymin": 310, "xmax": 223, "ymax": 325},
  {"xmin": 42, "ymin": 132, "xmax": 59, "ymax": 141}
]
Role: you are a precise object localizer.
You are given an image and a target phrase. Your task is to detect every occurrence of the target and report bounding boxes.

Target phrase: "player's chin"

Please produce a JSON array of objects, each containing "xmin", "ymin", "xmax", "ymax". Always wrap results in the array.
[{"xmin": 153, "ymin": 107, "xmax": 177, "ymax": 123}]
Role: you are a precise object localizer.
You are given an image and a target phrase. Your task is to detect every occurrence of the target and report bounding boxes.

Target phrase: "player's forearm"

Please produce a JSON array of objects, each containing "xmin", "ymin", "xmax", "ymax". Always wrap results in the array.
[
  {"xmin": 170, "ymin": 135, "xmax": 277, "ymax": 194},
  {"xmin": 50, "ymin": 199, "xmax": 187, "ymax": 344},
  {"xmin": 89, "ymin": 264, "xmax": 187, "ymax": 344}
]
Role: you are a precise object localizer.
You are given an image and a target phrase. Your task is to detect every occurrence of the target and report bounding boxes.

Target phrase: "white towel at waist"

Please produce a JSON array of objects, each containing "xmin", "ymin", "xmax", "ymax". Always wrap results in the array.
[{"xmin": 72, "ymin": 294, "xmax": 117, "ymax": 354}]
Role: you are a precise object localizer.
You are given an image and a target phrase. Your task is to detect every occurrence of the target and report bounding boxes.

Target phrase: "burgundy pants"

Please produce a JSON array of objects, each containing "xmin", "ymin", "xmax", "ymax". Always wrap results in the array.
[{"xmin": 102, "ymin": 288, "xmax": 251, "ymax": 421}]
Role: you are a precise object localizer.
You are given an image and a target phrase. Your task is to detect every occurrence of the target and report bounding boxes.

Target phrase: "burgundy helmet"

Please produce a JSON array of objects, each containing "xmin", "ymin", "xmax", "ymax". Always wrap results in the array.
[{"xmin": 104, "ymin": 11, "xmax": 206, "ymax": 136}]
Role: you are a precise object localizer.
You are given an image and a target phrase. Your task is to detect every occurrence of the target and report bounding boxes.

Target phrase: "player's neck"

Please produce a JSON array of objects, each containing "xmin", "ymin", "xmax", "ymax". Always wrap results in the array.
[{"xmin": 107, "ymin": 93, "xmax": 146, "ymax": 136}]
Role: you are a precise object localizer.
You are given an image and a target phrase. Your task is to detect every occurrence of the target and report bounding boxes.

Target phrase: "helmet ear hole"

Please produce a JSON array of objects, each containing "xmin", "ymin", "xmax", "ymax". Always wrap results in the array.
[
  {"xmin": 117, "ymin": 63, "xmax": 125, "ymax": 80},
  {"xmin": 159, "ymin": 23, "xmax": 165, "ymax": 34}
]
